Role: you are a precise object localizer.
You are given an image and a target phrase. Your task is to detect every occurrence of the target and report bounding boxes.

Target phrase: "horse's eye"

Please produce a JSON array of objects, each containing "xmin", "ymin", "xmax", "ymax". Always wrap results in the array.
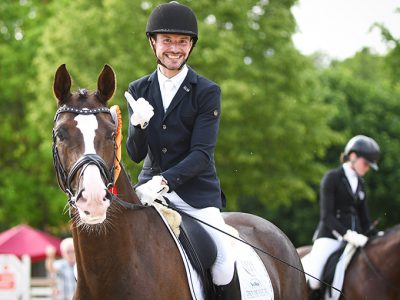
[
  {"xmin": 109, "ymin": 131, "xmax": 116, "ymax": 141},
  {"xmin": 56, "ymin": 128, "xmax": 68, "ymax": 142}
]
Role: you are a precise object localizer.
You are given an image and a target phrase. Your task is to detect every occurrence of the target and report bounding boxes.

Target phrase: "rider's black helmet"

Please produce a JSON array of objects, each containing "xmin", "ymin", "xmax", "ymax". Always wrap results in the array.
[
  {"xmin": 344, "ymin": 135, "xmax": 381, "ymax": 170},
  {"xmin": 146, "ymin": 1, "xmax": 198, "ymax": 44}
]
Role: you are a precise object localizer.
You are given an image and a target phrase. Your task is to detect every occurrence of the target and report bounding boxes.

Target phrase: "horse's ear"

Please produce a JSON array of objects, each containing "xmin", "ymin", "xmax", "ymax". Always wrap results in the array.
[
  {"xmin": 53, "ymin": 64, "xmax": 72, "ymax": 104},
  {"xmin": 97, "ymin": 64, "xmax": 116, "ymax": 102}
]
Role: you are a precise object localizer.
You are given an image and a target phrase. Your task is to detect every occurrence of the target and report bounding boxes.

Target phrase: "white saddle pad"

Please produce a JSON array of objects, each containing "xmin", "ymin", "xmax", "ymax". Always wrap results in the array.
[
  {"xmin": 233, "ymin": 235, "xmax": 274, "ymax": 299},
  {"xmin": 153, "ymin": 206, "xmax": 274, "ymax": 299}
]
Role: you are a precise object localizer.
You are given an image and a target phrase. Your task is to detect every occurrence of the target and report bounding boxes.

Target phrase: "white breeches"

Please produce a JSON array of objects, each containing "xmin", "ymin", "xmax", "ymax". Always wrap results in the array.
[
  {"xmin": 301, "ymin": 237, "xmax": 342, "ymax": 289},
  {"xmin": 167, "ymin": 192, "xmax": 235, "ymax": 285}
]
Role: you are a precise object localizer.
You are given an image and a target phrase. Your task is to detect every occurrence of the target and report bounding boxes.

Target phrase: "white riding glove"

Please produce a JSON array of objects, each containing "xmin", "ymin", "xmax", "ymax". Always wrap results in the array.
[
  {"xmin": 343, "ymin": 230, "xmax": 368, "ymax": 247},
  {"xmin": 125, "ymin": 91, "xmax": 154, "ymax": 129},
  {"xmin": 135, "ymin": 176, "xmax": 169, "ymax": 206}
]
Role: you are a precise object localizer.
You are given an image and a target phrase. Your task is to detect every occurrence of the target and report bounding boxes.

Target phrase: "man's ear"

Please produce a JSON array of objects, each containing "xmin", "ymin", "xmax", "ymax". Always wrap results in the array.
[{"xmin": 149, "ymin": 36, "xmax": 157, "ymax": 47}]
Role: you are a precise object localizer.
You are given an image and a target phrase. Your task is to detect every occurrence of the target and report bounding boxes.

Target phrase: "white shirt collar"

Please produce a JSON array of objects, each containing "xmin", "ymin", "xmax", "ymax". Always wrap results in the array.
[
  {"xmin": 157, "ymin": 65, "xmax": 189, "ymax": 111},
  {"xmin": 157, "ymin": 64, "xmax": 188, "ymax": 89},
  {"xmin": 343, "ymin": 162, "xmax": 357, "ymax": 178},
  {"xmin": 343, "ymin": 162, "xmax": 358, "ymax": 193}
]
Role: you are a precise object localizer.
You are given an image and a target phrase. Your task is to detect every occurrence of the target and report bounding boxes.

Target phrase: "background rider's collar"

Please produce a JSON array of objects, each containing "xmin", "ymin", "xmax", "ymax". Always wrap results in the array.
[
  {"xmin": 343, "ymin": 161, "xmax": 358, "ymax": 193},
  {"xmin": 343, "ymin": 162, "xmax": 358, "ymax": 178}
]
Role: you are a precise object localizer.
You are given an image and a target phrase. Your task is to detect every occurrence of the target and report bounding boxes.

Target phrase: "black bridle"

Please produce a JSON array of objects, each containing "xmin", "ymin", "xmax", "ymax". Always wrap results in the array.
[{"xmin": 52, "ymin": 105, "xmax": 116, "ymax": 206}]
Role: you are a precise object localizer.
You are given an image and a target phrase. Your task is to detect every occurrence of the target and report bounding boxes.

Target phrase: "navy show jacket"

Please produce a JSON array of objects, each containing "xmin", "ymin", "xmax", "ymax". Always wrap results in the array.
[
  {"xmin": 126, "ymin": 66, "xmax": 224, "ymax": 209},
  {"xmin": 313, "ymin": 166, "xmax": 373, "ymax": 240}
]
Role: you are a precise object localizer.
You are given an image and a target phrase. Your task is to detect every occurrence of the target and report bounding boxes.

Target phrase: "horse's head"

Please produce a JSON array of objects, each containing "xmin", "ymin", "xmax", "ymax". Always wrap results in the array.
[{"xmin": 52, "ymin": 64, "xmax": 117, "ymax": 225}]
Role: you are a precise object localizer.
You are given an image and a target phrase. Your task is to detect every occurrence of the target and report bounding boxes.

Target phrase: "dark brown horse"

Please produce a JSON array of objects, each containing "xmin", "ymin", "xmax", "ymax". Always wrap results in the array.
[
  {"xmin": 298, "ymin": 225, "xmax": 400, "ymax": 299},
  {"xmin": 52, "ymin": 64, "xmax": 307, "ymax": 299}
]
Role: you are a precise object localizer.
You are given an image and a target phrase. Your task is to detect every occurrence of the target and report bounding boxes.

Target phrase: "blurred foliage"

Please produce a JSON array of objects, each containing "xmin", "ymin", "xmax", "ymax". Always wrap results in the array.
[
  {"xmin": 0, "ymin": 0, "xmax": 65, "ymax": 229},
  {"xmin": 269, "ymin": 46, "xmax": 400, "ymax": 245},
  {"xmin": 0, "ymin": 0, "xmax": 399, "ymax": 249}
]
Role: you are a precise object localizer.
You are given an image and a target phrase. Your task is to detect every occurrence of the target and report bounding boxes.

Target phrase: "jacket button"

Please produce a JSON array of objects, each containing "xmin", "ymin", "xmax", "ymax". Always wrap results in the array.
[
  {"xmin": 162, "ymin": 147, "xmax": 167, "ymax": 154},
  {"xmin": 162, "ymin": 124, "xmax": 167, "ymax": 130}
]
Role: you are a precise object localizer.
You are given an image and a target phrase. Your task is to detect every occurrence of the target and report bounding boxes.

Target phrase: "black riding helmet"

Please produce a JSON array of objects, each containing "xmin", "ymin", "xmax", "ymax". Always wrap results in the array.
[
  {"xmin": 344, "ymin": 135, "xmax": 381, "ymax": 170},
  {"xmin": 146, "ymin": 1, "xmax": 198, "ymax": 70},
  {"xmin": 146, "ymin": 1, "xmax": 198, "ymax": 44}
]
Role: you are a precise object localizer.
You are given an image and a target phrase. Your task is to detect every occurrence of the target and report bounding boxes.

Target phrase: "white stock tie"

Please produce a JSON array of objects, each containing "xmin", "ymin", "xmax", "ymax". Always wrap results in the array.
[{"xmin": 163, "ymin": 80, "xmax": 175, "ymax": 112}]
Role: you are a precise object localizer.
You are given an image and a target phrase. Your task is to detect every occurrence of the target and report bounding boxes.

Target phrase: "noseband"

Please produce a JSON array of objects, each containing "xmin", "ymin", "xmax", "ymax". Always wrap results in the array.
[{"xmin": 52, "ymin": 105, "xmax": 116, "ymax": 205}]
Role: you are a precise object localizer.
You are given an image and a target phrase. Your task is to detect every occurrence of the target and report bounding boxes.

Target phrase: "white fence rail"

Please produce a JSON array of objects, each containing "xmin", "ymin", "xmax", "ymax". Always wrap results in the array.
[{"xmin": 30, "ymin": 278, "xmax": 55, "ymax": 300}]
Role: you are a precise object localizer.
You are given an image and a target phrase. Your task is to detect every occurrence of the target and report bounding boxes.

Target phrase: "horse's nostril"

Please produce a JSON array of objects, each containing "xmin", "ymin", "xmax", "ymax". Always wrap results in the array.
[{"xmin": 84, "ymin": 211, "xmax": 90, "ymax": 215}]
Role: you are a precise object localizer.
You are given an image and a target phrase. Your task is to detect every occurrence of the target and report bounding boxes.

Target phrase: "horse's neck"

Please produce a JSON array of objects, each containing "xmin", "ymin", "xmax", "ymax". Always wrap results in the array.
[
  {"xmin": 115, "ymin": 163, "xmax": 140, "ymax": 204},
  {"xmin": 72, "ymin": 161, "xmax": 191, "ymax": 298},
  {"xmin": 72, "ymin": 163, "xmax": 142, "ymax": 271},
  {"xmin": 72, "ymin": 203, "xmax": 186, "ymax": 297},
  {"xmin": 378, "ymin": 225, "xmax": 400, "ymax": 251},
  {"xmin": 367, "ymin": 225, "xmax": 400, "ymax": 278},
  {"xmin": 72, "ymin": 163, "xmax": 180, "ymax": 280}
]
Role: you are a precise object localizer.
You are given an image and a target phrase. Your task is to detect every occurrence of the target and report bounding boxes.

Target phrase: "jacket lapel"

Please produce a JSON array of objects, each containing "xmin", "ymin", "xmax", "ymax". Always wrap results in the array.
[{"xmin": 147, "ymin": 71, "xmax": 165, "ymax": 118}]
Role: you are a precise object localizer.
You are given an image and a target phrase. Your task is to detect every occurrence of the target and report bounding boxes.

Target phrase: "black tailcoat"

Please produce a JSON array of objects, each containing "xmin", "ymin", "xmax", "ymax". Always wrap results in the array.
[{"xmin": 313, "ymin": 166, "xmax": 372, "ymax": 240}]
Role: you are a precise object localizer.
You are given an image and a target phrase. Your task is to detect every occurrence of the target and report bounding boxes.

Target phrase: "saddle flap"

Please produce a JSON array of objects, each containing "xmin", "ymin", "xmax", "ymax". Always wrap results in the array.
[
  {"xmin": 179, "ymin": 213, "xmax": 217, "ymax": 270},
  {"xmin": 322, "ymin": 245, "xmax": 346, "ymax": 287}
]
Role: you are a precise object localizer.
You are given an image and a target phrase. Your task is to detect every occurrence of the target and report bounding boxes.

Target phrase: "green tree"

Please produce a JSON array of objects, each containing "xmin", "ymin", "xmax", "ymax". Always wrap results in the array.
[
  {"xmin": 189, "ymin": 0, "xmax": 339, "ymax": 211},
  {"xmin": 310, "ymin": 49, "xmax": 400, "ymax": 233},
  {"xmin": 373, "ymin": 14, "xmax": 400, "ymax": 88},
  {"xmin": 280, "ymin": 23, "xmax": 400, "ymax": 246},
  {"xmin": 0, "ymin": 0, "xmax": 62, "ymax": 230}
]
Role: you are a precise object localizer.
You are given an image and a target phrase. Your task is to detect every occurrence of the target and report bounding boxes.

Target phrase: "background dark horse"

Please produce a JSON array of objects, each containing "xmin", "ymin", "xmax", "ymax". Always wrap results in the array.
[
  {"xmin": 298, "ymin": 225, "xmax": 400, "ymax": 299},
  {"xmin": 52, "ymin": 64, "xmax": 307, "ymax": 299}
]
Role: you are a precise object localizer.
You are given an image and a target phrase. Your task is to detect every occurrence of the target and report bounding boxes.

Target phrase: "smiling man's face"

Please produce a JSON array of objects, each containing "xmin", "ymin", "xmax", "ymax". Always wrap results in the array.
[{"xmin": 151, "ymin": 33, "xmax": 193, "ymax": 77}]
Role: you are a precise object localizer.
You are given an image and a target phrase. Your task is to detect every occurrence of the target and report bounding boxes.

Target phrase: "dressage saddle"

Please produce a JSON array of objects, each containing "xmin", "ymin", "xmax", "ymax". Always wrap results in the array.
[{"xmin": 177, "ymin": 211, "xmax": 241, "ymax": 300}]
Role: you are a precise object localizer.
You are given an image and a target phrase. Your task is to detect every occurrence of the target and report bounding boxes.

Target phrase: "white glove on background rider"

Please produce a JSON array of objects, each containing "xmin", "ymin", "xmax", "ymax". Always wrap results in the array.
[
  {"xmin": 125, "ymin": 91, "xmax": 154, "ymax": 129},
  {"xmin": 135, "ymin": 176, "xmax": 169, "ymax": 206},
  {"xmin": 343, "ymin": 230, "xmax": 368, "ymax": 247}
]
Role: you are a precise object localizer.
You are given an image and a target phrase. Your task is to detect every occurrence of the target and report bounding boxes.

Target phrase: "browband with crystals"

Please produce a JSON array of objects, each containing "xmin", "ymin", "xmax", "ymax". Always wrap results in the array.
[{"xmin": 54, "ymin": 105, "xmax": 111, "ymax": 121}]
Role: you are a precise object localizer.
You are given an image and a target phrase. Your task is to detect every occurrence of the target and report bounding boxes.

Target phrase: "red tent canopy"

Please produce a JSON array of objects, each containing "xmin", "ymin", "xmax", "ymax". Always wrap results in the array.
[{"xmin": 0, "ymin": 224, "xmax": 61, "ymax": 262}]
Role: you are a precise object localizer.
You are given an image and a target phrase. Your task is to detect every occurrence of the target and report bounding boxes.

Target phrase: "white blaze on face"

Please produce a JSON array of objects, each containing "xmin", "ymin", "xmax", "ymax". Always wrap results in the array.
[
  {"xmin": 75, "ymin": 114, "xmax": 97, "ymax": 154},
  {"xmin": 75, "ymin": 114, "xmax": 109, "ymax": 224}
]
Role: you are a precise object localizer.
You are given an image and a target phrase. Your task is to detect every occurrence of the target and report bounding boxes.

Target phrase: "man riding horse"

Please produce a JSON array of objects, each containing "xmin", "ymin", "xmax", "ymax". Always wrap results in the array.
[{"xmin": 125, "ymin": 2, "xmax": 239, "ymax": 299}]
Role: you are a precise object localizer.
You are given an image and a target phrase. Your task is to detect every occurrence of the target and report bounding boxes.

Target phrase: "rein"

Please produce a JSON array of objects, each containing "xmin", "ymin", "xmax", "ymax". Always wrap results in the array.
[
  {"xmin": 52, "ymin": 105, "xmax": 116, "ymax": 205},
  {"xmin": 111, "ymin": 194, "xmax": 146, "ymax": 210},
  {"xmin": 360, "ymin": 247, "xmax": 400, "ymax": 293},
  {"xmin": 152, "ymin": 198, "xmax": 344, "ymax": 296}
]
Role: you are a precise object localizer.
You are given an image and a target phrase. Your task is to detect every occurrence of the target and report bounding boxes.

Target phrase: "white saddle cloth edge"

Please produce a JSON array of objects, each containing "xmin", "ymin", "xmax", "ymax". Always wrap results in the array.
[
  {"xmin": 152, "ymin": 205, "xmax": 274, "ymax": 300},
  {"xmin": 152, "ymin": 205, "xmax": 204, "ymax": 300}
]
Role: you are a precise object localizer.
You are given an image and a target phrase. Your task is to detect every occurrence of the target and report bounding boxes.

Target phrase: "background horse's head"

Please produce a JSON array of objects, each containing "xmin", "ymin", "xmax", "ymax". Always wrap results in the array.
[{"xmin": 52, "ymin": 64, "xmax": 116, "ymax": 225}]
